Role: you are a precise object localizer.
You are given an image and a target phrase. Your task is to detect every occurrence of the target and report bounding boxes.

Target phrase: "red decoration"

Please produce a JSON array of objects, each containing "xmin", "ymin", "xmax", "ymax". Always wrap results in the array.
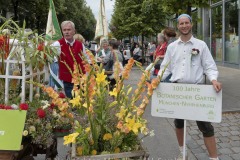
[
  {"xmin": 37, "ymin": 108, "xmax": 46, "ymax": 118},
  {"xmin": 0, "ymin": 104, "xmax": 13, "ymax": 110},
  {"xmin": 58, "ymin": 92, "xmax": 66, "ymax": 98},
  {"xmin": 37, "ymin": 43, "xmax": 44, "ymax": 51},
  {"xmin": 19, "ymin": 103, "xmax": 29, "ymax": 110},
  {"xmin": 0, "ymin": 35, "xmax": 10, "ymax": 59},
  {"xmin": 50, "ymin": 103, "xmax": 55, "ymax": 109},
  {"xmin": 4, "ymin": 106, "xmax": 13, "ymax": 110}
]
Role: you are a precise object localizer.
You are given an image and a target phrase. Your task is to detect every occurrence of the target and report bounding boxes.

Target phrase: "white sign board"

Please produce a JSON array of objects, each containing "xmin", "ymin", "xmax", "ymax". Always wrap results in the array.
[{"xmin": 151, "ymin": 83, "xmax": 222, "ymax": 123}]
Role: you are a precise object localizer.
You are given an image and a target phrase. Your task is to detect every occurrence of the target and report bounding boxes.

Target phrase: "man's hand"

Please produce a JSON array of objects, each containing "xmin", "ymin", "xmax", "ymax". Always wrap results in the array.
[{"xmin": 211, "ymin": 80, "xmax": 222, "ymax": 92}]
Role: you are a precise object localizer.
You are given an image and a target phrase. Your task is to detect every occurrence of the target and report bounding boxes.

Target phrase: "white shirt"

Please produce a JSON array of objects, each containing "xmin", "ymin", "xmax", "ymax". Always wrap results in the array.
[
  {"xmin": 158, "ymin": 36, "xmax": 218, "ymax": 84},
  {"xmin": 52, "ymin": 39, "xmax": 87, "ymax": 62}
]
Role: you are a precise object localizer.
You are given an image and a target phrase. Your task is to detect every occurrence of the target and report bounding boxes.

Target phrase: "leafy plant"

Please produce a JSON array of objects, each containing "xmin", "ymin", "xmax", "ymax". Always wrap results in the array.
[{"xmin": 41, "ymin": 48, "xmax": 165, "ymax": 156}]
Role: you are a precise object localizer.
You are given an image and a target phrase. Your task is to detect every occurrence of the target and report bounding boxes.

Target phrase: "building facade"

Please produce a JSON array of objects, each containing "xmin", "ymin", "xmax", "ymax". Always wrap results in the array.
[
  {"xmin": 203, "ymin": 0, "xmax": 240, "ymax": 69},
  {"xmin": 169, "ymin": 0, "xmax": 240, "ymax": 69}
]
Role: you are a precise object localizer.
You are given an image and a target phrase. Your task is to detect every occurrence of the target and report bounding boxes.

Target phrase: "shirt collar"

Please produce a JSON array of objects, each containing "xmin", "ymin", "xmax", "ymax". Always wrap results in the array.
[
  {"xmin": 177, "ymin": 36, "xmax": 195, "ymax": 44},
  {"xmin": 65, "ymin": 39, "xmax": 75, "ymax": 46}
]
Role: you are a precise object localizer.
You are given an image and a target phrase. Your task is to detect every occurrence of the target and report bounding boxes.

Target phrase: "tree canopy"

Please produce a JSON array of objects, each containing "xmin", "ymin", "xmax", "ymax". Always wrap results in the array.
[
  {"xmin": 160, "ymin": 0, "xmax": 209, "ymax": 16},
  {"xmin": 110, "ymin": 0, "xmax": 210, "ymax": 39},
  {"xmin": 0, "ymin": 0, "xmax": 96, "ymax": 40},
  {"xmin": 110, "ymin": 0, "xmax": 167, "ymax": 39}
]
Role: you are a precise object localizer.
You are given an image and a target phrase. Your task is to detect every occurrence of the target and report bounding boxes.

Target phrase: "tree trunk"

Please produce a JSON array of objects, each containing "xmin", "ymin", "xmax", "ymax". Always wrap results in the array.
[
  {"xmin": 187, "ymin": 3, "xmax": 192, "ymax": 15},
  {"xmin": 11, "ymin": 0, "xmax": 19, "ymax": 21},
  {"xmin": 141, "ymin": 34, "xmax": 144, "ymax": 64}
]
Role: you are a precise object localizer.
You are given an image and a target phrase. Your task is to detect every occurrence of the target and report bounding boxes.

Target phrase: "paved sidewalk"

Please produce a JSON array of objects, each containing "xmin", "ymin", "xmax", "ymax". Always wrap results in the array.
[
  {"xmin": 184, "ymin": 113, "xmax": 240, "ymax": 160},
  {"xmin": 216, "ymin": 66, "xmax": 240, "ymax": 112}
]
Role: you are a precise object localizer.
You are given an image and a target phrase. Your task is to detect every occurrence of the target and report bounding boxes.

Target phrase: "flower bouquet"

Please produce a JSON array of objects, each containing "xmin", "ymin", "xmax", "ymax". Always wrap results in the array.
[
  {"xmin": 50, "ymin": 93, "xmax": 72, "ymax": 137},
  {"xmin": 40, "ymin": 50, "xmax": 164, "ymax": 159},
  {"xmin": 18, "ymin": 99, "xmax": 58, "ymax": 159}
]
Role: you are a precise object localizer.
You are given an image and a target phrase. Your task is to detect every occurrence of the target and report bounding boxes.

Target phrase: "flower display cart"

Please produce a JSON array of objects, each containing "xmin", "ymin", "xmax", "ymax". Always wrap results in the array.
[
  {"xmin": 71, "ymin": 143, "xmax": 149, "ymax": 160},
  {"xmin": 0, "ymin": 43, "xmax": 49, "ymax": 104}
]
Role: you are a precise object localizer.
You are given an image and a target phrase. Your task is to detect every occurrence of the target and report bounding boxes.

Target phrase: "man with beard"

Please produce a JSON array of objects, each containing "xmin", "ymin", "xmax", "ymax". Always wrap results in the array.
[{"xmin": 158, "ymin": 14, "xmax": 221, "ymax": 160}]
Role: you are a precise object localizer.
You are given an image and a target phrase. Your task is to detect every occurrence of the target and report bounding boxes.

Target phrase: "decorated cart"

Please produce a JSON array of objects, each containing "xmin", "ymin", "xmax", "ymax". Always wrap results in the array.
[{"xmin": 0, "ymin": 19, "xmax": 59, "ymax": 159}]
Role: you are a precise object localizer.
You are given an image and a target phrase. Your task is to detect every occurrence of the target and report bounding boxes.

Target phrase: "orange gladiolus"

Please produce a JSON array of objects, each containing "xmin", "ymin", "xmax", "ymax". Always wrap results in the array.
[
  {"xmin": 117, "ymin": 121, "xmax": 123, "ymax": 129},
  {"xmin": 151, "ymin": 78, "xmax": 160, "ymax": 89}
]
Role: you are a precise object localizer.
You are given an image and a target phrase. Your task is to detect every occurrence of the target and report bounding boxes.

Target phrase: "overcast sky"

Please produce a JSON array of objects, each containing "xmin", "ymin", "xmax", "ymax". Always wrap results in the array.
[{"xmin": 85, "ymin": 0, "xmax": 115, "ymax": 23}]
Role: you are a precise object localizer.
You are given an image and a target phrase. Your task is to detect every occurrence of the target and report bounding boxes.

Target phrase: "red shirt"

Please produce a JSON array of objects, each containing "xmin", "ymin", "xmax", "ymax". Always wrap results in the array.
[
  {"xmin": 58, "ymin": 38, "xmax": 85, "ymax": 83},
  {"xmin": 154, "ymin": 42, "xmax": 167, "ymax": 60}
]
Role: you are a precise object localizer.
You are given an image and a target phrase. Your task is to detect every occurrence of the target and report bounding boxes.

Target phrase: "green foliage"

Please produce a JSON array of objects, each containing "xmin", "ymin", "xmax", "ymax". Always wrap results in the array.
[
  {"xmin": 110, "ymin": 0, "xmax": 167, "ymax": 39},
  {"xmin": 110, "ymin": 0, "xmax": 210, "ymax": 39},
  {"xmin": 0, "ymin": 0, "xmax": 96, "ymax": 40},
  {"xmin": 160, "ymin": 0, "xmax": 210, "ymax": 15}
]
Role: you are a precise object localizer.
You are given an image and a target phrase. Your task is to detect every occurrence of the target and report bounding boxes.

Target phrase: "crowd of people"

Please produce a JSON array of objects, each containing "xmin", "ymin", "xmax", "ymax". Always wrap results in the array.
[{"xmin": 50, "ymin": 13, "xmax": 222, "ymax": 160}]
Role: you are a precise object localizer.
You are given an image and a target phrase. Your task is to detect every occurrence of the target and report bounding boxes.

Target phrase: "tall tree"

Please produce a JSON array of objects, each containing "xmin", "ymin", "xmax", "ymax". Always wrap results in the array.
[
  {"xmin": 110, "ymin": 0, "xmax": 167, "ymax": 39},
  {"xmin": 160, "ymin": 0, "xmax": 209, "ymax": 16},
  {"xmin": 0, "ymin": 0, "xmax": 96, "ymax": 40}
]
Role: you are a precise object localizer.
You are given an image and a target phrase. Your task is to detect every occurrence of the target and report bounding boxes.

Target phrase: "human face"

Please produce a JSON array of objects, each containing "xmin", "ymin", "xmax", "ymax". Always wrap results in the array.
[
  {"xmin": 177, "ymin": 17, "xmax": 193, "ymax": 36},
  {"xmin": 62, "ymin": 23, "xmax": 75, "ymax": 42},
  {"xmin": 102, "ymin": 43, "xmax": 109, "ymax": 50},
  {"xmin": 157, "ymin": 36, "xmax": 163, "ymax": 44}
]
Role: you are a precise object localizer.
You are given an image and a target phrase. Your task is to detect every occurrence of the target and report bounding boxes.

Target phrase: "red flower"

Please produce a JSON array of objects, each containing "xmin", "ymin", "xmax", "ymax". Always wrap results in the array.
[
  {"xmin": 4, "ymin": 106, "xmax": 13, "ymax": 110},
  {"xmin": 19, "ymin": 103, "xmax": 29, "ymax": 110},
  {"xmin": 37, "ymin": 108, "xmax": 46, "ymax": 118},
  {"xmin": 0, "ymin": 104, "xmax": 5, "ymax": 109},
  {"xmin": 59, "ymin": 92, "xmax": 66, "ymax": 98},
  {"xmin": 50, "ymin": 103, "xmax": 55, "ymax": 109},
  {"xmin": 37, "ymin": 43, "xmax": 44, "ymax": 51}
]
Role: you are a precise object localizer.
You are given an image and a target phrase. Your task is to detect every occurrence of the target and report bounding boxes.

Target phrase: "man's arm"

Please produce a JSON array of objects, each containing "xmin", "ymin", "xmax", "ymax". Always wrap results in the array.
[
  {"xmin": 202, "ymin": 43, "xmax": 222, "ymax": 92},
  {"xmin": 157, "ymin": 47, "xmax": 172, "ymax": 81}
]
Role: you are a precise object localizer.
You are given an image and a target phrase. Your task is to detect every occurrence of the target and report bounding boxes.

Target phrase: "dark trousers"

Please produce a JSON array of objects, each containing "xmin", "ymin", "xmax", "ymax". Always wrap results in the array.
[
  {"xmin": 174, "ymin": 119, "xmax": 214, "ymax": 137},
  {"xmin": 63, "ymin": 81, "xmax": 74, "ymax": 99}
]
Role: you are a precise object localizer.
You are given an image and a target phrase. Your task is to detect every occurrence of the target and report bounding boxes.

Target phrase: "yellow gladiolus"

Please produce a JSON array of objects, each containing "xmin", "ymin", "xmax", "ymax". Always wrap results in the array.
[
  {"xmin": 103, "ymin": 133, "xmax": 113, "ymax": 141},
  {"xmin": 125, "ymin": 117, "xmax": 142, "ymax": 135},
  {"xmin": 69, "ymin": 96, "xmax": 81, "ymax": 107},
  {"xmin": 109, "ymin": 88, "xmax": 117, "ymax": 97},
  {"xmin": 116, "ymin": 107, "xmax": 127, "ymax": 119},
  {"xmin": 77, "ymin": 146, "xmax": 83, "ymax": 156},
  {"xmin": 63, "ymin": 132, "xmax": 79, "ymax": 145},
  {"xmin": 114, "ymin": 147, "xmax": 120, "ymax": 153},
  {"xmin": 85, "ymin": 127, "xmax": 91, "ymax": 133},
  {"xmin": 91, "ymin": 150, "xmax": 97, "ymax": 155},
  {"xmin": 96, "ymin": 71, "xmax": 107, "ymax": 84}
]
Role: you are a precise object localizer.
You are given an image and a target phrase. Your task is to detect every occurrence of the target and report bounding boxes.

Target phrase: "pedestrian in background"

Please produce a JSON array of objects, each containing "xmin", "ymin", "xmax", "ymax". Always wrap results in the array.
[
  {"xmin": 95, "ymin": 39, "xmax": 110, "ymax": 64},
  {"xmin": 132, "ymin": 43, "xmax": 142, "ymax": 62},
  {"xmin": 148, "ymin": 41, "xmax": 156, "ymax": 62},
  {"xmin": 104, "ymin": 39, "xmax": 123, "ymax": 90}
]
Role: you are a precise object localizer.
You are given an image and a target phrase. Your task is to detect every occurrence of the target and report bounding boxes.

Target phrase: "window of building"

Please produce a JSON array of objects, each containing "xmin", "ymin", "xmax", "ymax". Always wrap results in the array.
[
  {"xmin": 211, "ymin": 5, "xmax": 223, "ymax": 61},
  {"xmin": 224, "ymin": 0, "xmax": 239, "ymax": 64}
]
